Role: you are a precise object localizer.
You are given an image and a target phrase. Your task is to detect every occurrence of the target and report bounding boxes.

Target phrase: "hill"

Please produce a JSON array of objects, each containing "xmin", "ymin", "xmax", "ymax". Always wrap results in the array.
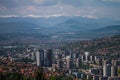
[{"xmin": 62, "ymin": 35, "xmax": 120, "ymax": 57}]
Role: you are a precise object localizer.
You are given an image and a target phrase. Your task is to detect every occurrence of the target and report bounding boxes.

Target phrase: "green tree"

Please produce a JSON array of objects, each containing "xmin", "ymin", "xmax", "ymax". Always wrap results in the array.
[
  {"xmin": 50, "ymin": 75, "xmax": 57, "ymax": 80},
  {"xmin": 118, "ymin": 68, "xmax": 120, "ymax": 76},
  {"xmin": 34, "ymin": 67, "xmax": 45, "ymax": 80},
  {"xmin": 0, "ymin": 72, "xmax": 6, "ymax": 80}
]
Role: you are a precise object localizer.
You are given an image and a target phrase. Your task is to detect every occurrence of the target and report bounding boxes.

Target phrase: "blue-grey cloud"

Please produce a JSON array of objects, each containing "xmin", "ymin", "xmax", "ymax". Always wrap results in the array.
[{"xmin": 0, "ymin": 0, "xmax": 120, "ymax": 19}]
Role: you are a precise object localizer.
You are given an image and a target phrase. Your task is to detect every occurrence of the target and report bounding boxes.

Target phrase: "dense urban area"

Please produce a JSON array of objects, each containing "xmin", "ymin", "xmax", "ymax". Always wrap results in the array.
[
  {"xmin": 1, "ymin": 0, "xmax": 120, "ymax": 79},
  {"xmin": 0, "ymin": 35, "xmax": 120, "ymax": 80}
]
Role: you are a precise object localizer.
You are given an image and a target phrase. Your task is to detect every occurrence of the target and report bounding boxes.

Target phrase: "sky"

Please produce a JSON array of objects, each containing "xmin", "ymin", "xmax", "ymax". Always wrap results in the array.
[{"xmin": 0, "ymin": 0, "xmax": 120, "ymax": 19}]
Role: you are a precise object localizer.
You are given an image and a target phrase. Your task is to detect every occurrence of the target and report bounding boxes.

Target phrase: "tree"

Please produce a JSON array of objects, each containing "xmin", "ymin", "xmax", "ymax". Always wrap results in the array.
[
  {"xmin": 50, "ymin": 75, "xmax": 56, "ymax": 80},
  {"xmin": 118, "ymin": 68, "xmax": 120, "ymax": 76},
  {"xmin": 0, "ymin": 72, "xmax": 6, "ymax": 80},
  {"xmin": 34, "ymin": 67, "xmax": 45, "ymax": 80}
]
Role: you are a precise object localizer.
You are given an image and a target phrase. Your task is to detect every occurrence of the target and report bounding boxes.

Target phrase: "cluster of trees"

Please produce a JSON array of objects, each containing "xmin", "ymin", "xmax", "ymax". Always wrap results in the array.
[
  {"xmin": 35, "ymin": 68, "xmax": 73, "ymax": 80},
  {"xmin": 0, "ymin": 72, "xmax": 27, "ymax": 80},
  {"xmin": 0, "ymin": 68, "xmax": 73, "ymax": 80}
]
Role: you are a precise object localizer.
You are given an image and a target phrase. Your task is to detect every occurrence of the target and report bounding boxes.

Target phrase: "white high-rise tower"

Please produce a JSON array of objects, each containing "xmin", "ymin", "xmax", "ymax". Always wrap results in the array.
[{"xmin": 36, "ymin": 50, "xmax": 44, "ymax": 67}]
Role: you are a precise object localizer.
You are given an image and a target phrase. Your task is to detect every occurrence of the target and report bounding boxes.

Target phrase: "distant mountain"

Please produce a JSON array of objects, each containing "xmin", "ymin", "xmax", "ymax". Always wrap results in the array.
[
  {"xmin": 49, "ymin": 16, "xmax": 120, "ymax": 35},
  {"xmin": 0, "ymin": 16, "xmax": 120, "ymax": 40},
  {"xmin": 1, "ymin": 16, "xmax": 120, "ymax": 29},
  {"xmin": 89, "ymin": 25, "xmax": 120, "ymax": 38},
  {"xmin": 0, "ymin": 22, "xmax": 49, "ymax": 40},
  {"xmin": 0, "ymin": 22, "xmax": 40, "ymax": 33},
  {"xmin": 54, "ymin": 16, "xmax": 120, "ymax": 29},
  {"xmin": 93, "ymin": 25, "xmax": 120, "ymax": 32},
  {"xmin": 0, "ymin": 16, "xmax": 70, "ymax": 27},
  {"xmin": 52, "ymin": 18, "xmax": 87, "ymax": 33},
  {"xmin": 53, "ymin": 25, "xmax": 120, "ymax": 40}
]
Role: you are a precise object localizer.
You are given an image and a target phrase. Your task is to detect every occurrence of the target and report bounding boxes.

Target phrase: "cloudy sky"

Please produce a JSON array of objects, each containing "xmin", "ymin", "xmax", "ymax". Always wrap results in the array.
[{"xmin": 0, "ymin": 0, "xmax": 120, "ymax": 19}]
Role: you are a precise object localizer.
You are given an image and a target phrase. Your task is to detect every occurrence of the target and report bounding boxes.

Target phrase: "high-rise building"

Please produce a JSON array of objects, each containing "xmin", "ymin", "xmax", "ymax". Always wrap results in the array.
[
  {"xmin": 97, "ymin": 58, "xmax": 103, "ymax": 66},
  {"xmin": 84, "ymin": 52, "xmax": 90, "ymax": 62},
  {"xmin": 76, "ymin": 58, "xmax": 82, "ymax": 68},
  {"xmin": 57, "ymin": 59, "xmax": 64, "ymax": 69},
  {"xmin": 81, "ymin": 55, "xmax": 85, "ymax": 62},
  {"xmin": 99, "ymin": 67, "xmax": 103, "ymax": 76},
  {"xmin": 103, "ymin": 59, "xmax": 118, "ymax": 77},
  {"xmin": 36, "ymin": 50, "xmax": 44, "ymax": 67},
  {"xmin": 103, "ymin": 60, "xmax": 111, "ymax": 77},
  {"xmin": 90, "ymin": 56, "xmax": 94, "ymax": 62},
  {"xmin": 66, "ymin": 58, "xmax": 75, "ymax": 69},
  {"xmin": 30, "ymin": 52, "xmax": 35, "ymax": 61},
  {"xmin": 111, "ymin": 66, "xmax": 118, "ymax": 77},
  {"xmin": 111, "ymin": 60, "xmax": 118, "ymax": 77},
  {"xmin": 44, "ymin": 49, "xmax": 53, "ymax": 67},
  {"xmin": 85, "ymin": 52, "xmax": 89, "ymax": 61}
]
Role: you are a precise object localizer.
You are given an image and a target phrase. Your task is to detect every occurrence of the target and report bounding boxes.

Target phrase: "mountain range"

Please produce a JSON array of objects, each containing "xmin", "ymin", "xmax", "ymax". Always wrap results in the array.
[{"xmin": 0, "ymin": 16, "xmax": 120, "ymax": 40}]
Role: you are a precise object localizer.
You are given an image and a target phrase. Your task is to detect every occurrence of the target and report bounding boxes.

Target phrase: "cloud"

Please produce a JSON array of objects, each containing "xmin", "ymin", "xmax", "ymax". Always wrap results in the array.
[
  {"xmin": 33, "ymin": 0, "xmax": 44, "ymax": 3},
  {"xmin": 0, "ymin": 0, "xmax": 120, "ymax": 19},
  {"xmin": 102, "ymin": 0, "xmax": 120, "ymax": 2},
  {"xmin": 0, "ymin": 6, "xmax": 7, "ymax": 11}
]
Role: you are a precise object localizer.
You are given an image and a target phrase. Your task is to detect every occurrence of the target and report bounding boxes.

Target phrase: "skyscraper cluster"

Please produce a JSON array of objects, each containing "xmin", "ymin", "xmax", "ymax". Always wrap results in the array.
[{"xmin": 36, "ymin": 49, "xmax": 53, "ymax": 67}]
